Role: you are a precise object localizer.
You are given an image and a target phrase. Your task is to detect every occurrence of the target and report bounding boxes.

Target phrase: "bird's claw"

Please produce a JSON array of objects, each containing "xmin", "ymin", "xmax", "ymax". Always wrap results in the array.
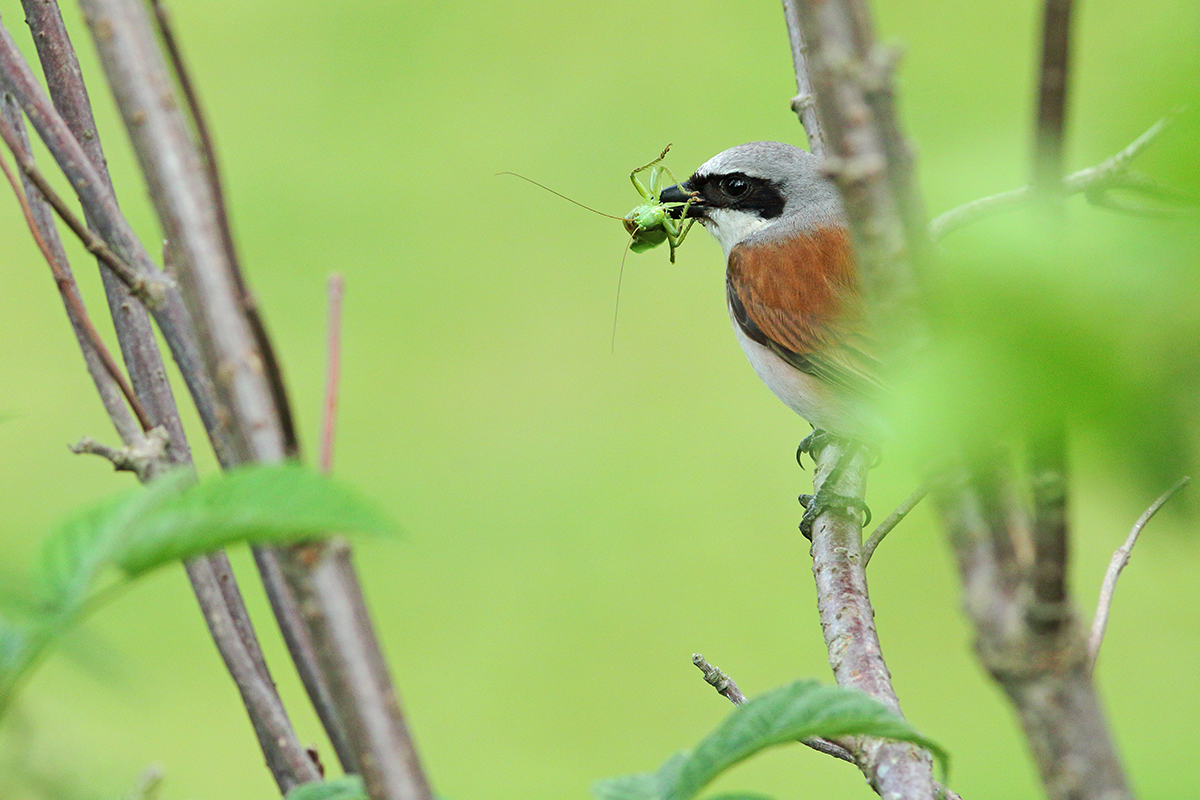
[
  {"xmin": 799, "ymin": 491, "xmax": 872, "ymax": 540},
  {"xmin": 796, "ymin": 429, "xmax": 834, "ymax": 468}
]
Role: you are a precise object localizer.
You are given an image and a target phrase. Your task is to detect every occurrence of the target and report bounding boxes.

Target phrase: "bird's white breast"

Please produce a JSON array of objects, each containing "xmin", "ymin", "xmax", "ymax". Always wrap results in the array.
[{"xmin": 726, "ymin": 296, "xmax": 869, "ymax": 438}]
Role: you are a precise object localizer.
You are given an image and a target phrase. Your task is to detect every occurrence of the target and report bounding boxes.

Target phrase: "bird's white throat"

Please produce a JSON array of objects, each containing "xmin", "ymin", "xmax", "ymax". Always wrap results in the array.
[{"xmin": 701, "ymin": 208, "xmax": 773, "ymax": 259}]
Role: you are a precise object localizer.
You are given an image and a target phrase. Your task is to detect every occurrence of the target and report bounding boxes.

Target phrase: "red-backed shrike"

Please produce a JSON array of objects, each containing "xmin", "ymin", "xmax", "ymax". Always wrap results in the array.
[{"xmin": 659, "ymin": 141, "xmax": 879, "ymax": 531}]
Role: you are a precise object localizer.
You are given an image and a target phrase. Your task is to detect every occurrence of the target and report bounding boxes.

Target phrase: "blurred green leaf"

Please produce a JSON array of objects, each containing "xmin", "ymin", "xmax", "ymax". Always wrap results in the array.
[
  {"xmin": 1, "ymin": 463, "xmax": 396, "ymax": 720},
  {"xmin": 593, "ymin": 681, "xmax": 948, "ymax": 800},
  {"xmin": 113, "ymin": 463, "xmax": 395, "ymax": 575},
  {"xmin": 285, "ymin": 775, "xmax": 367, "ymax": 800}
]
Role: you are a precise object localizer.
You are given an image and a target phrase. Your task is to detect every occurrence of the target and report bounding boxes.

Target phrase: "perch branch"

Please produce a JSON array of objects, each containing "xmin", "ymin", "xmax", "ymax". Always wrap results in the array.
[
  {"xmin": 1088, "ymin": 476, "xmax": 1189, "ymax": 671},
  {"xmin": 780, "ymin": 0, "xmax": 824, "ymax": 158},
  {"xmin": 785, "ymin": 0, "xmax": 935, "ymax": 793},
  {"xmin": 808, "ymin": 442, "xmax": 937, "ymax": 796}
]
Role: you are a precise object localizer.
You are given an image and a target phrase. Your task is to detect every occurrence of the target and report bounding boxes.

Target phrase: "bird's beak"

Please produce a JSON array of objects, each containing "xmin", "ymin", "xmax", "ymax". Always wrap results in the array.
[{"xmin": 659, "ymin": 183, "xmax": 703, "ymax": 219}]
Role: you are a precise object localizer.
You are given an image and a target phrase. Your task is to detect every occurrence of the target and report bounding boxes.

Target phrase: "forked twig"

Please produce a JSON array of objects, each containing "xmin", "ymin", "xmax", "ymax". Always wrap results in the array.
[
  {"xmin": 0, "ymin": 139, "xmax": 150, "ymax": 433},
  {"xmin": 930, "ymin": 111, "xmax": 1191, "ymax": 241},
  {"xmin": 1088, "ymin": 476, "xmax": 1190, "ymax": 671}
]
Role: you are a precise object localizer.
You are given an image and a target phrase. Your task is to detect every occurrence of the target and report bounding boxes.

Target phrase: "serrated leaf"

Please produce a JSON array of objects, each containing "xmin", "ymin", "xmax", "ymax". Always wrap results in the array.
[
  {"xmin": 285, "ymin": 775, "xmax": 367, "ymax": 800},
  {"xmin": 593, "ymin": 681, "xmax": 948, "ymax": 800}
]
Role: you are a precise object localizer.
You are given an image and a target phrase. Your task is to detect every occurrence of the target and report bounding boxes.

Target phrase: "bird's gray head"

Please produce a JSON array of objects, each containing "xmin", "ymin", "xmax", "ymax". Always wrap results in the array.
[{"xmin": 660, "ymin": 141, "xmax": 843, "ymax": 258}]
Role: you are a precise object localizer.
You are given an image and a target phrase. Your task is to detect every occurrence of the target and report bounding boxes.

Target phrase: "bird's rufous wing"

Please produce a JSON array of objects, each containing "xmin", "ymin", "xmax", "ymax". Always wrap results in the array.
[{"xmin": 725, "ymin": 226, "xmax": 884, "ymax": 402}]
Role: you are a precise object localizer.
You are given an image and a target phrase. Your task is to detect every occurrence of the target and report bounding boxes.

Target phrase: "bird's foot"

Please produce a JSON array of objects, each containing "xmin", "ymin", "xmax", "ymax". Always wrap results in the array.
[
  {"xmin": 796, "ymin": 429, "xmax": 835, "ymax": 468},
  {"xmin": 798, "ymin": 491, "xmax": 873, "ymax": 540}
]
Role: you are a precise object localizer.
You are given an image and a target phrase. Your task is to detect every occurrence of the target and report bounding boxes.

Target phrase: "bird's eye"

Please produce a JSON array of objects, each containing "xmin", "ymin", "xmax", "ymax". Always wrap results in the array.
[{"xmin": 720, "ymin": 176, "xmax": 751, "ymax": 199}]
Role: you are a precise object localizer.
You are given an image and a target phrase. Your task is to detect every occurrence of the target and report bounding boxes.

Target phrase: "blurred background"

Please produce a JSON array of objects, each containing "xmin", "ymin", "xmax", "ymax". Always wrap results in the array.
[{"xmin": 0, "ymin": 0, "xmax": 1197, "ymax": 797}]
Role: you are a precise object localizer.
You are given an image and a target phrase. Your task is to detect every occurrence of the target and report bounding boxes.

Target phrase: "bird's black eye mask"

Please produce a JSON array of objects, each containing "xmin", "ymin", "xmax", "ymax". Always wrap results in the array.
[{"xmin": 683, "ymin": 172, "xmax": 787, "ymax": 219}]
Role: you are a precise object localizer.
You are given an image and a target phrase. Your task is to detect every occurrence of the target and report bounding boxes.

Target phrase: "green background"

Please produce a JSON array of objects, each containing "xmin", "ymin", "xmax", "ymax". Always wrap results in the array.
[{"xmin": 1, "ymin": 0, "xmax": 1198, "ymax": 798}]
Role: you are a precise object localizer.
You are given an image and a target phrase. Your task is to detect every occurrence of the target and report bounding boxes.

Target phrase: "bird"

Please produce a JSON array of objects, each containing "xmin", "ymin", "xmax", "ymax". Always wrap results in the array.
[{"xmin": 657, "ymin": 141, "xmax": 882, "ymax": 533}]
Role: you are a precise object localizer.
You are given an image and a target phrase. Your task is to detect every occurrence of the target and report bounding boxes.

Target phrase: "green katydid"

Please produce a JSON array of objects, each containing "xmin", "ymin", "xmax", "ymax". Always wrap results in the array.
[
  {"xmin": 499, "ymin": 144, "xmax": 699, "ymax": 263},
  {"xmin": 621, "ymin": 144, "xmax": 699, "ymax": 263}
]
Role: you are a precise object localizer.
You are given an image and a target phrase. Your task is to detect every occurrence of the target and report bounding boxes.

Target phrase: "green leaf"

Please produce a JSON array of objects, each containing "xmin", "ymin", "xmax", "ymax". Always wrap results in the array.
[
  {"xmin": 114, "ymin": 463, "xmax": 395, "ymax": 576},
  {"xmin": 593, "ymin": 681, "xmax": 948, "ymax": 800},
  {"xmin": 36, "ymin": 463, "xmax": 395, "ymax": 610},
  {"xmin": 285, "ymin": 775, "xmax": 367, "ymax": 800},
  {"xmin": 2, "ymin": 463, "xmax": 397, "ymax": 722}
]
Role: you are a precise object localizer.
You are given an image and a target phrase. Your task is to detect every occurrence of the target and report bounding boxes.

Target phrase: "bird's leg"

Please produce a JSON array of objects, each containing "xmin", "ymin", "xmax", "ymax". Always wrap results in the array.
[{"xmin": 798, "ymin": 438, "xmax": 872, "ymax": 540}]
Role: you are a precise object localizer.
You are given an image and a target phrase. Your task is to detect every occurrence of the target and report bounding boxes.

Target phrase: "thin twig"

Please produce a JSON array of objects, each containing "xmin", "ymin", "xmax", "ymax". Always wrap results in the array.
[
  {"xmin": 0, "ymin": 113, "xmax": 150, "ymax": 298},
  {"xmin": 862, "ymin": 482, "xmax": 929, "ymax": 567},
  {"xmin": 1088, "ymin": 476, "xmax": 1190, "ymax": 672},
  {"xmin": 692, "ymin": 654, "xmax": 855, "ymax": 764},
  {"xmin": 70, "ymin": 428, "xmax": 169, "ymax": 482},
  {"xmin": 930, "ymin": 112, "xmax": 1188, "ymax": 241},
  {"xmin": 691, "ymin": 653, "xmax": 748, "ymax": 704},
  {"xmin": 0, "ymin": 111, "xmax": 150, "ymax": 434},
  {"xmin": 321, "ymin": 274, "xmax": 345, "ymax": 475}
]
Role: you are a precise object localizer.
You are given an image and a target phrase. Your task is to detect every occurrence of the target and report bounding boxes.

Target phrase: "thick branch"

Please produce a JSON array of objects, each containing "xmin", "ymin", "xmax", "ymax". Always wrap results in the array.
[{"xmin": 935, "ymin": 458, "xmax": 1132, "ymax": 800}]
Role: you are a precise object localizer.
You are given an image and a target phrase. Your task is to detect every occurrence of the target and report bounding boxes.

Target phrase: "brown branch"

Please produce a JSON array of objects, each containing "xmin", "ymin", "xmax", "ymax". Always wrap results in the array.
[
  {"xmin": 4, "ymin": 3, "xmax": 321, "ymax": 792},
  {"xmin": 322, "ymin": 274, "xmax": 345, "ymax": 475},
  {"xmin": 1028, "ymin": 431, "xmax": 1069, "ymax": 633},
  {"xmin": 148, "ymin": 0, "xmax": 300, "ymax": 457},
  {"xmin": 20, "ymin": 0, "xmax": 190, "ymax": 458},
  {"xmin": 1088, "ymin": 476, "xmax": 1190, "ymax": 671},
  {"xmin": 73, "ymin": 2, "xmax": 433, "ymax": 796},
  {"xmin": 935, "ymin": 456, "xmax": 1132, "ymax": 800},
  {"xmin": 808, "ymin": 442, "xmax": 937, "ymax": 797},
  {"xmin": 1032, "ymin": 0, "xmax": 1074, "ymax": 191},
  {"xmin": 0, "ymin": 16, "xmax": 233, "ymax": 465},
  {"xmin": 783, "ymin": 3, "xmax": 936, "ymax": 794},
  {"xmin": 780, "ymin": 0, "xmax": 825, "ymax": 159}
]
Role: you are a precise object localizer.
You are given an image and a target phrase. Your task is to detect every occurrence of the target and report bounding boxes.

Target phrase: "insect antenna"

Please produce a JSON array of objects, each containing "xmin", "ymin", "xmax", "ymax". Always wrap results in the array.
[
  {"xmin": 611, "ymin": 233, "xmax": 637, "ymax": 353},
  {"xmin": 498, "ymin": 172, "xmax": 628, "ymax": 220}
]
